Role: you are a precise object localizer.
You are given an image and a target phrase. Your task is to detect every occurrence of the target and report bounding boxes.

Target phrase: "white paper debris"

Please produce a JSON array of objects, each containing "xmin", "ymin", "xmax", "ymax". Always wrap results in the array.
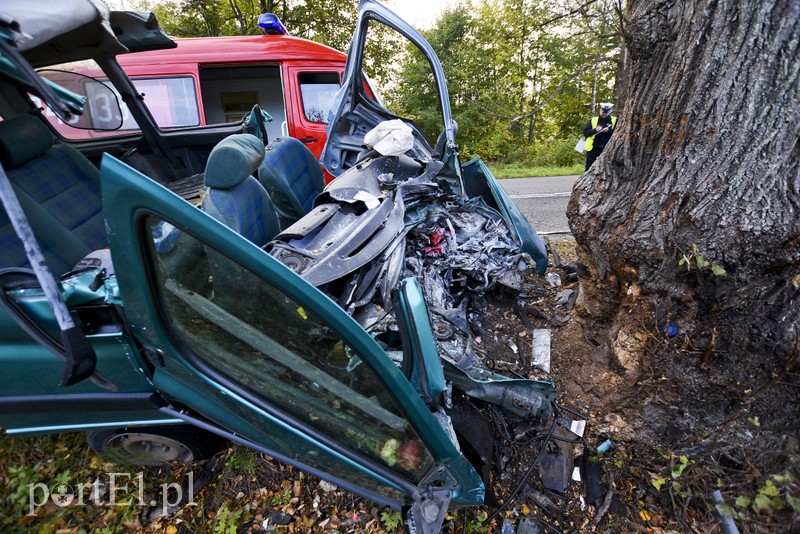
[
  {"xmin": 570, "ymin": 419, "xmax": 586, "ymax": 437},
  {"xmin": 572, "ymin": 466, "xmax": 582, "ymax": 482}
]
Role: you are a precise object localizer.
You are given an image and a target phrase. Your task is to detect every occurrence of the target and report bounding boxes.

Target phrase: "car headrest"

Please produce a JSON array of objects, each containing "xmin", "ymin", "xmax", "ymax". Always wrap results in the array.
[
  {"xmin": 204, "ymin": 134, "xmax": 265, "ymax": 189},
  {"xmin": 0, "ymin": 115, "xmax": 55, "ymax": 169}
]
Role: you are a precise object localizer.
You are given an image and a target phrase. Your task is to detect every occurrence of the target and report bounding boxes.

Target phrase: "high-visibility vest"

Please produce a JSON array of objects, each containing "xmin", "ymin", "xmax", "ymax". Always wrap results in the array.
[{"xmin": 584, "ymin": 115, "xmax": 617, "ymax": 152}]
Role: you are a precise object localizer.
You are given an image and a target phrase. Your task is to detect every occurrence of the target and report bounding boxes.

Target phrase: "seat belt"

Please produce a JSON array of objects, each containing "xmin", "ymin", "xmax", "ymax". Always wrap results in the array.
[{"xmin": 0, "ymin": 163, "xmax": 97, "ymax": 386}]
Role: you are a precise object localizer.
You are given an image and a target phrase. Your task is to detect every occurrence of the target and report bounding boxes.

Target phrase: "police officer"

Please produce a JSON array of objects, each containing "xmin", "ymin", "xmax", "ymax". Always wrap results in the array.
[{"xmin": 583, "ymin": 102, "xmax": 617, "ymax": 170}]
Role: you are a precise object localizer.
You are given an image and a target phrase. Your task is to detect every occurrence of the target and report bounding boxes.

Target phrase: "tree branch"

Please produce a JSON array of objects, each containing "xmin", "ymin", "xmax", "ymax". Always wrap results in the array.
[
  {"xmin": 538, "ymin": 0, "xmax": 602, "ymax": 28},
  {"xmin": 510, "ymin": 55, "xmax": 617, "ymax": 122}
]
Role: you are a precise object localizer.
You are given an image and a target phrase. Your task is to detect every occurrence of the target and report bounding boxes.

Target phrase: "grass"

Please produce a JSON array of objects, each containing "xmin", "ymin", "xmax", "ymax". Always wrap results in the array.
[
  {"xmin": 0, "ymin": 433, "xmax": 400, "ymax": 533},
  {"xmin": 486, "ymin": 163, "xmax": 583, "ymax": 179}
]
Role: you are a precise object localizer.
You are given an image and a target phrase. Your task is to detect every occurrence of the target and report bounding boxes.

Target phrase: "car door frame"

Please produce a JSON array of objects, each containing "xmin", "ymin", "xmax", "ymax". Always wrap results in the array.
[{"xmin": 322, "ymin": 0, "xmax": 455, "ymax": 177}]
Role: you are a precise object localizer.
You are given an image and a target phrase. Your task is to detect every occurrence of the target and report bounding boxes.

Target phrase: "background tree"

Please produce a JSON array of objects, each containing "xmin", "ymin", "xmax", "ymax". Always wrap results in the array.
[
  {"xmin": 284, "ymin": 0, "xmax": 358, "ymax": 52},
  {"xmin": 568, "ymin": 0, "xmax": 799, "ymax": 418},
  {"xmin": 137, "ymin": 0, "xmax": 357, "ymax": 49},
  {"xmin": 391, "ymin": 0, "xmax": 621, "ymax": 164}
]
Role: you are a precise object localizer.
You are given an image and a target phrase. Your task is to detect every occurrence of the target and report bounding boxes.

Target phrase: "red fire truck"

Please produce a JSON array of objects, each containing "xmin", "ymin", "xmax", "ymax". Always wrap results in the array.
[{"xmin": 115, "ymin": 15, "xmax": 346, "ymax": 165}]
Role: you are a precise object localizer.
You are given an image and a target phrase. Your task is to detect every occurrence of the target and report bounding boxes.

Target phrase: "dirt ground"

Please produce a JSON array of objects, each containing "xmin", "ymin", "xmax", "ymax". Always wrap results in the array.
[{"xmin": 470, "ymin": 238, "xmax": 799, "ymax": 533}]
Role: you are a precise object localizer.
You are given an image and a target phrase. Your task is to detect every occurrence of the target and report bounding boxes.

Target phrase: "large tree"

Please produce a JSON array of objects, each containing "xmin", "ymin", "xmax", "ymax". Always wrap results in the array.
[{"xmin": 568, "ymin": 0, "xmax": 799, "ymax": 414}]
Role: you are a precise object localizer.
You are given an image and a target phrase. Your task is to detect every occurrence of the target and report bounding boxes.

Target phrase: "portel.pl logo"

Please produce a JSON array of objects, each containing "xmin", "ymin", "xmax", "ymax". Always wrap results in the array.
[{"xmin": 27, "ymin": 472, "xmax": 194, "ymax": 516}]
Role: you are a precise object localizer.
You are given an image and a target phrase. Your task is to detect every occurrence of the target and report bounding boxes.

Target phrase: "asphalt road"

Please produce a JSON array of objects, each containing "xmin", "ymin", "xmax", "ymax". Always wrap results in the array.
[{"xmin": 498, "ymin": 175, "xmax": 580, "ymax": 236}]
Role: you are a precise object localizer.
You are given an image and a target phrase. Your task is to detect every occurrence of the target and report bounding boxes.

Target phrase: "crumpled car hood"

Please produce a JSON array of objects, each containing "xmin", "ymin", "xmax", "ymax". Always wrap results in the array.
[{"xmin": 268, "ymin": 152, "xmax": 530, "ymax": 330}]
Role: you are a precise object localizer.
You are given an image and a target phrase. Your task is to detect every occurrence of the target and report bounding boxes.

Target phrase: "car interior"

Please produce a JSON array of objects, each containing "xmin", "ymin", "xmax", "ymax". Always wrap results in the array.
[{"xmin": 0, "ymin": 114, "xmax": 107, "ymax": 273}]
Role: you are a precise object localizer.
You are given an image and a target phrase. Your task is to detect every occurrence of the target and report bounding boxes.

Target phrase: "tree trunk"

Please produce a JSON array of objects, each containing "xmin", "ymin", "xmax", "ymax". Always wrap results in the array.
[{"xmin": 567, "ymin": 0, "xmax": 799, "ymax": 368}]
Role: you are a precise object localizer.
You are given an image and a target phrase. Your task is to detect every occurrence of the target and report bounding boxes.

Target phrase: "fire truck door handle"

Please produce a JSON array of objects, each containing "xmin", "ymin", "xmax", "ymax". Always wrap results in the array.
[{"xmin": 299, "ymin": 136, "xmax": 317, "ymax": 144}]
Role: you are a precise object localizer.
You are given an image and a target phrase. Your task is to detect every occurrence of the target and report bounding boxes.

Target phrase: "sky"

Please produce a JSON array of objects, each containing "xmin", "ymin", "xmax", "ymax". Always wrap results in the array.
[
  {"xmin": 382, "ymin": 0, "xmax": 459, "ymax": 29},
  {"xmin": 105, "ymin": 0, "xmax": 458, "ymax": 31}
]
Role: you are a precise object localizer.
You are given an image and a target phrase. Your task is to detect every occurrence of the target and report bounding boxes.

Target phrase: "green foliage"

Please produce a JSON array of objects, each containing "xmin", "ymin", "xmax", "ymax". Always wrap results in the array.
[
  {"xmin": 388, "ymin": 0, "xmax": 621, "ymax": 164},
  {"xmin": 463, "ymin": 509, "xmax": 490, "ymax": 533},
  {"xmin": 752, "ymin": 475, "xmax": 792, "ymax": 512},
  {"xmin": 678, "ymin": 244, "xmax": 727, "ymax": 276},
  {"xmin": 212, "ymin": 503, "xmax": 245, "ymax": 534},
  {"xmin": 134, "ymin": 0, "xmax": 358, "ymax": 51},
  {"xmin": 671, "ymin": 455, "xmax": 690, "ymax": 478},
  {"xmin": 380, "ymin": 509, "xmax": 402, "ymax": 531},
  {"xmin": 271, "ymin": 487, "xmax": 292, "ymax": 505},
  {"xmin": 650, "ymin": 453, "xmax": 691, "ymax": 493},
  {"xmin": 731, "ymin": 472, "xmax": 799, "ymax": 518},
  {"xmin": 488, "ymin": 163, "xmax": 582, "ymax": 179},
  {"xmin": 7, "ymin": 465, "xmax": 43, "ymax": 510},
  {"xmin": 552, "ymin": 137, "xmax": 585, "ymax": 167},
  {"xmin": 787, "ymin": 493, "xmax": 800, "ymax": 513},
  {"xmin": 224, "ymin": 447, "xmax": 259, "ymax": 473}
]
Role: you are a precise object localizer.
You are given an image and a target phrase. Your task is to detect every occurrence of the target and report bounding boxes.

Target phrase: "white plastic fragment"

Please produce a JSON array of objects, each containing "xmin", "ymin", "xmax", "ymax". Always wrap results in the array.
[
  {"xmin": 572, "ymin": 466, "xmax": 582, "ymax": 482},
  {"xmin": 570, "ymin": 418, "xmax": 586, "ymax": 437},
  {"xmin": 545, "ymin": 272, "xmax": 562, "ymax": 287},
  {"xmin": 532, "ymin": 328, "xmax": 551, "ymax": 373},
  {"xmin": 353, "ymin": 190, "xmax": 380, "ymax": 209}
]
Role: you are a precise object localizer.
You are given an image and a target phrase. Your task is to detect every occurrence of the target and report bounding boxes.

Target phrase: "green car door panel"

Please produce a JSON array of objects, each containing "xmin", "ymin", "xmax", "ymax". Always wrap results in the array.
[
  {"xmin": 0, "ymin": 268, "xmax": 169, "ymax": 433},
  {"xmin": 100, "ymin": 154, "xmax": 483, "ymax": 508}
]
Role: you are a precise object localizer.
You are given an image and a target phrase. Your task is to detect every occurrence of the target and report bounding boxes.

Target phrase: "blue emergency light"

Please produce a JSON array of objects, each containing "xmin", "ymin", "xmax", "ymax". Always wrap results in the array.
[{"xmin": 258, "ymin": 13, "xmax": 288, "ymax": 35}]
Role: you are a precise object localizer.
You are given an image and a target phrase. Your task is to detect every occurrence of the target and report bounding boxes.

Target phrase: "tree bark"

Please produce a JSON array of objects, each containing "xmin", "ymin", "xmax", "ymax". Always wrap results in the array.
[{"xmin": 567, "ymin": 0, "xmax": 799, "ymax": 362}]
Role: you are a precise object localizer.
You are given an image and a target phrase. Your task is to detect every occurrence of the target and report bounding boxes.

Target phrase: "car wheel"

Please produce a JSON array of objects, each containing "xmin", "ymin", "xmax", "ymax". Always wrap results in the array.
[{"xmin": 87, "ymin": 425, "xmax": 226, "ymax": 466}]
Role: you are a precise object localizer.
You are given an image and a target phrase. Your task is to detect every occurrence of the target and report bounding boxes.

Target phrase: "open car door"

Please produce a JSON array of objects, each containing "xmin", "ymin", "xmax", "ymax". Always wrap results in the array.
[
  {"xmin": 321, "ymin": 0, "xmax": 548, "ymax": 273},
  {"xmin": 100, "ymin": 154, "xmax": 483, "ymax": 527}
]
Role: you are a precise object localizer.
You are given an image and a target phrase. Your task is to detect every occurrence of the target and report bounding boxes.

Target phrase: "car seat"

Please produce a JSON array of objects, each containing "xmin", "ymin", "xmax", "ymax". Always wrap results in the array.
[
  {"xmin": 257, "ymin": 136, "xmax": 325, "ymax": 230},
  {"xmin": 0, "ymin": 114, "xmax": 107, "ymax": 274},
  {"xmin": 201, "ymin": 134, "xmax": 280, "ymax": 247}
]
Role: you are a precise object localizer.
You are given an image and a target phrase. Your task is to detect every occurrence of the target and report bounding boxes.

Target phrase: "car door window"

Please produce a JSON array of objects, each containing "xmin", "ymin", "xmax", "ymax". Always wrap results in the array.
[
  {"xmin": 36, "ymin": 62, "xmax": 200, "ymax": 137},
  {"xmin": 361, "ymin": 19, "xmax": 443, "ymax": 135},
  {"xmin": 125, "ymin": 77, "xmax": 200, "ymax": 129},
  {"xmin": 142, "ymin": 215, "xmax": 433, "ymax": 480},
  {"xmin": 298, "ymin": 71, "xmax": 340, "ymax": 123}
]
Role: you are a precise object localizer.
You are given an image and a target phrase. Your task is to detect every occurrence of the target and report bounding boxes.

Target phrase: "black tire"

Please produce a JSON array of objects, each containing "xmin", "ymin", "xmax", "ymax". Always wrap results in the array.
[{"xmin": 86, "ymin": 425, "xmax": 226, "ymax": 467}]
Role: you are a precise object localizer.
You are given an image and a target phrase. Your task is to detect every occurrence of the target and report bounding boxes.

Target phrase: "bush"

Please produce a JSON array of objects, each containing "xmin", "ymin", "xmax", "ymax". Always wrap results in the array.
[
  {"xmin": 552, "ymin": 137, "xmax": 584, "ymax": 167},
  {"xmin": 495, "ymin": 137, "xmax": 583, "ymax": 167}
]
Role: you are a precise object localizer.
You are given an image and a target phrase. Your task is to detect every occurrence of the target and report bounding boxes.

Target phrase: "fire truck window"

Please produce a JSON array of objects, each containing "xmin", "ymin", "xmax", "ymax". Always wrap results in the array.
[
  {"xmin": 132, "ymin": 77, "xmax": 200, "ymax": 129},
  {"xmin": 298, "ymin": 72, "xmax": 340, "ymax": 123}
]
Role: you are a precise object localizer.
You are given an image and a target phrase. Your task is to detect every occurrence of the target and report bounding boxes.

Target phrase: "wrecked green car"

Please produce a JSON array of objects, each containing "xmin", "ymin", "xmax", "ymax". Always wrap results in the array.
[{"xmin": 0, "ymin": 1, "xmax": 574, "ymax": 531}]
